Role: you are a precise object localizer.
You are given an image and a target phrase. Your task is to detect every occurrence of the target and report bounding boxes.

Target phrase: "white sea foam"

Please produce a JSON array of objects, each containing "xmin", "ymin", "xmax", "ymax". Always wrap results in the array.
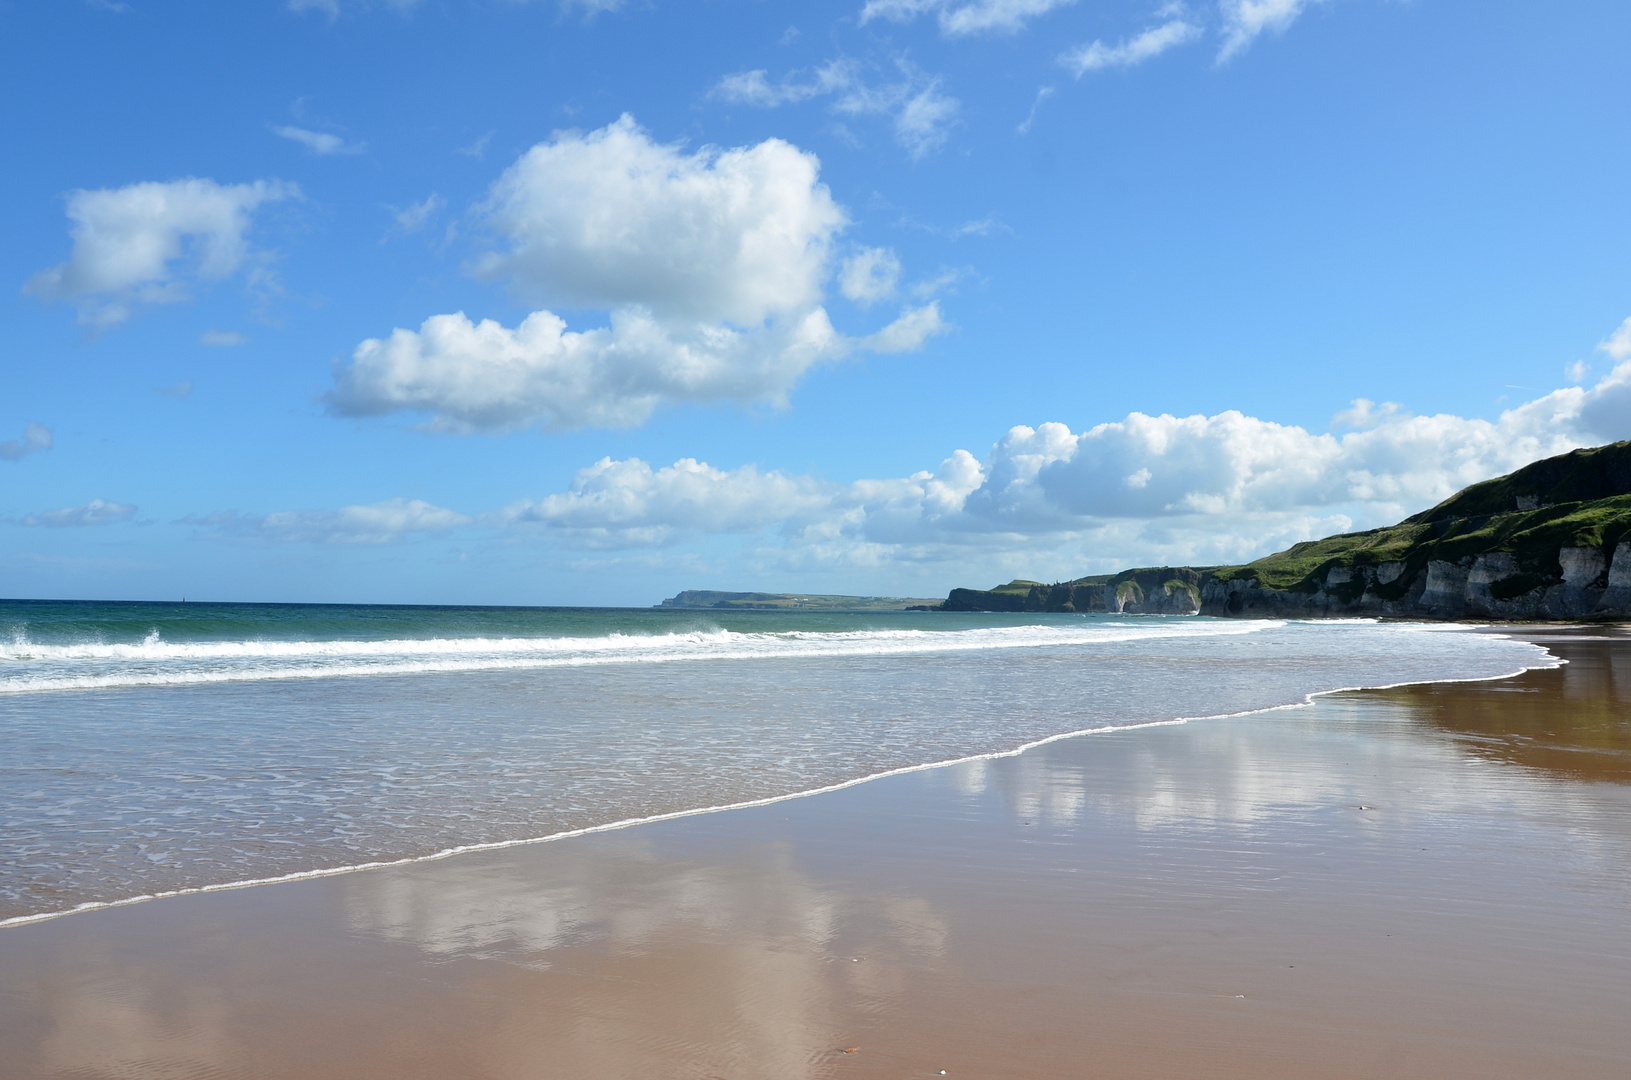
[{"xmin": 0, "ymin": 619, "xmax": 1273, "ymax": 694}]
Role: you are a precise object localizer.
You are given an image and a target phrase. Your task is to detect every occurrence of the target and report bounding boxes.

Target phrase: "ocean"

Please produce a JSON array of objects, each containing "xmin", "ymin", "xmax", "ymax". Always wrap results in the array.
[{"xmin": 0, "ymin": 599, "xmax": 1553, "ymax": 925}]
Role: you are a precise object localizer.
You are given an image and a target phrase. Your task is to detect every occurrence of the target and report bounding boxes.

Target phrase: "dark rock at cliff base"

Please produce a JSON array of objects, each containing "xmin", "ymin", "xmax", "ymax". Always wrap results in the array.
[{"xmin": 939, "ymin": 441, "xmax": 1631, "ymax": 621}]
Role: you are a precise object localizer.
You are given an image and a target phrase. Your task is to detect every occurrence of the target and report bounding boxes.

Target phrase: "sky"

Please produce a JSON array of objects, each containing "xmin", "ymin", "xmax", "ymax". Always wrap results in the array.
[{"xmin": 3, "ymin": 0, "xmax": 1630, "ymax": 607}]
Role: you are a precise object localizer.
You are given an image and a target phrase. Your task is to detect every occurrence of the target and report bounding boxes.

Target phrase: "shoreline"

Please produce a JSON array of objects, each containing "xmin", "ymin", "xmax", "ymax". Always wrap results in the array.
[{"xmin": 0, "ymin": 623, "xmax": 1565, "ymax": 931}]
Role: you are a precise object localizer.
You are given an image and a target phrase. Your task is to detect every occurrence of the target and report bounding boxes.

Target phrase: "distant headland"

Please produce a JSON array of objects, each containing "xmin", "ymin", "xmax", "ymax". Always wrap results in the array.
[{"xmin": 657, "ymin": 591, "xmax": 944, "ymax": 612}]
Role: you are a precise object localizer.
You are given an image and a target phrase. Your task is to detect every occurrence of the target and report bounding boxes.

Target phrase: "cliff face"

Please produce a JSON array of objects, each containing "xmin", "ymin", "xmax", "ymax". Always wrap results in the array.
[
  {"xmin": 1201, "ymin": 540, "xmax": 1631, "ymax": 620},
  {"xmin": 940, "ymin": 442, "xmax": 1631, "ymax": 621},
  {"xmin": 943, "ymin": 568, "xmax": 1209, "ymax": 615}
]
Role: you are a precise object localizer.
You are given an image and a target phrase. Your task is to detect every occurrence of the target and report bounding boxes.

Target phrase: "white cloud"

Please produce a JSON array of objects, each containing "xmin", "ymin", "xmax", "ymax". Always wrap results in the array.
[
  {"xmin": 0, "ymin": 423, "xmax": 53, "ymax": 462},
  {"xmin": 1061, "ymin": 19, "xmax": 1202, "ymax": 76},
  {"xmin": 188, "ymin": 498, "xmax": 469, "ymax": 545},
  {"xmin": 860, "ymin": 0, "xmax": 1076, "ymax": 37},
  {"xmin": 329, "ymin": 116, "xmax": 945, "ymax": 432},
  {"xmin": 1330, "ymin": 397, "xmax": 1400, "ymax": 429},
  {"xmin": 840, "ymin": 248, "xmax": 901, "ymax": 306},
  {"xmin": 480, "ymin": 344, "xmax": 1631, "ymax": 576},
  {"xmin": 1600, "ymin": 316, "xmax": 1631, "ymax": 361},
  {"xmin": 504, "ymin": 458, "xmax": 833, "ymax": 546},
  {"xmin": 472, "ymin": 115, "xmax": 844, "ymax": 324},
  {"xmin": 860, "ymin": 301, "xmax": 946, "ymax": 352},
  {"xmin": 273, "ymin": 125, "xmax": 365, "ymax": 156},
  {"xmin": 24, "ymin": 499, "xmax": 136, "ymax": 527},
  {"xmin": 711, "ymin": 60, "xmax": 960, "ymax": 161},
  {"xmin": 1218, "ymin": 0, "xmax": 1325, "ymax": 63},
  {"xmin": 200, "ymin": 329, "xmax": 249, "ymax": 347},
  {"xmin": 155, "ymin": 380, "xmax": 194, "ymax": 399},
  {"xmin": 25, "ymin": 178, "xmax": 296, "ymax": 329}
]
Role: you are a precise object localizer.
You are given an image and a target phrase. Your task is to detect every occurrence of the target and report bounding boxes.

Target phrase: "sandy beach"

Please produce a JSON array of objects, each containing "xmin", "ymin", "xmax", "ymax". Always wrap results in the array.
[{"xmin": 2, "ymin": 627, "xmax": 1629, "ymax": 1079}]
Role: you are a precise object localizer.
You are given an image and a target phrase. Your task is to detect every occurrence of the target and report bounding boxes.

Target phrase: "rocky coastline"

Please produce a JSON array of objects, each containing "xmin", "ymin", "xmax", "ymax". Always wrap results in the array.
[{"xmin": 940, "ymin": 441, "xmax": 1631, "ymax": 622}]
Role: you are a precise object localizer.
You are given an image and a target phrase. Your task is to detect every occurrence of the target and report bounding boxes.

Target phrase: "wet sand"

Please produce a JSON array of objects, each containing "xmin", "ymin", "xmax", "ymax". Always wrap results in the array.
[{"xmin": 2, "ymin": 629, "xmax": 1630, "ymax": 1079}]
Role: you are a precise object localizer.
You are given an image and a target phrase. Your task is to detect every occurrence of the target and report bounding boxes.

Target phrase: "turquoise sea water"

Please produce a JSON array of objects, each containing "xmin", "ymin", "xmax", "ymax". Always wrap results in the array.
[{"xmin": 0, "ymin": 600, "xmax": 1552, "ymax": 924}]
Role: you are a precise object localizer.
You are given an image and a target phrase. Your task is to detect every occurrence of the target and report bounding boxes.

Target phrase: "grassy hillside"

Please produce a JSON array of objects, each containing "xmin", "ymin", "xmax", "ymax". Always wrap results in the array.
[
  {"xmin": 942, "ymin": 441, "xmax": 1631, "ymax": 612},
  {"xmin": 1218, "ymin": 442, "xmax": 1631, "ymax": 595}
]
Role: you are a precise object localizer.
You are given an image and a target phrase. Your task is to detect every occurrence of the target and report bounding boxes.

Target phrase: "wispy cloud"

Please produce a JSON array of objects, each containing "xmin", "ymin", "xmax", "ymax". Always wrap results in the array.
[
  {"xmin": 383, "ymin": 193, "xmax": 445, "ymax": 241},
  {"xmin": 1218, "ymin": 0, "xmax": 1326, "ymax": 63},
  {"xmin": 1016, "ymin": 86, "xmax": 1054, "ymax": 134},
  {"xmin": 0, "ymin": 423, "xmax": 53, "ymax": 463},
  {"xmin": 859, "ymin": 0, "xmax": 1076, "ymax": 38},
  {"xmin": 200, "ymin": 329, "xmax": 250, "ymax": 347},
  {"xmin": 457, "ymin": 132, "xmax": 494, "ymax": 159},
  {"xmin": 24, "ymin": 498, "xmax": 137, "ymax": 527},
  {"xmin": 273, "ymin": 125, "xmax": 365, "ymax": 156},
  {"xmin": 1061, "ymin": 18, "xmax": 1202, "ymax": 76},
  {"xmin": 155, "ymin": 380, "xmax": 194, "ymax": 398},
  {"xmin": 185, "ymin": 498, "xmax": 469, "ymax": 545},
  {"xmin": 287, "ymin": 0, "xmax": 424, "ymax": 17},
  {"xmin": 712, "ymin": 59, "xmax": 960, "ymax": 161},
  {"xmin": 840, "ymin": 248, "xmax": 902, "ymax": 307},
  {"xmin": 901, "ymin": 213, "xmax": 1005, "ymax": 240}
]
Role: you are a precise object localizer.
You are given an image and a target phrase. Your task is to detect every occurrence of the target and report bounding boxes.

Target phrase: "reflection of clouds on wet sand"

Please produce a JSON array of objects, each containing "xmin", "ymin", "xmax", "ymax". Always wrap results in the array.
[
  {"xmin": 941, "ymin": 698, "xmax": 1631, "ymax": 872},
  {"xmin": 334, "ymin": 838, "xmax": 950, "ymax": 1077},
  {"xmin": 35, "ymin": 950, "xmax": 240, "ymax": 1079},
  {"xmin": 15, "ymin": 842, "xmax": 954, "ymax": 1080},
  {"xmin": 343, "ymin": 841, "xmax": 860, "ymax": 962}
]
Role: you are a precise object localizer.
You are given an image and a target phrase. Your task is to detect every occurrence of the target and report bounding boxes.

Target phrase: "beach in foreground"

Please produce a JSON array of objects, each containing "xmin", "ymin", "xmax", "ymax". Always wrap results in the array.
[{"xmin": 2, "ymin": 628, "xmax": 1629, "ymax": 1079}]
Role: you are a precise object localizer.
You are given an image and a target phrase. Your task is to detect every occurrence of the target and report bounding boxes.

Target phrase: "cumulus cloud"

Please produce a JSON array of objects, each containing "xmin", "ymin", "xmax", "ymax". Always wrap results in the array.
[
  {"xmin": 0, "ymin": 423, "xmax": 53, "ymax": 462},
  {"xmin": 1061, "ymin": 18, "xmax": 1202, "ymax": 76},
  {"xmin": 273, "ymin": 125, "xmax": 364, "ymax": 155},
  {"xmin": 1600, "ymin": 316, "xmax": 1631, "ymax": 362},
  {"xmin": 328, "ymin": 116, "xmax": 945, "ymax": 432},
  {"xmin": 860, "ymin": 0, "xmax": 1076, "ymax": 37},
  {"xmin": 24, "ymin": 499, "xmax": 137, "ymax": 527},
  {"xmin": 711, "ymin": 59, "xmax": 960, "ymax": 161},
  {"xmin": 504, "ymin": 457, "xmax": 833, "ymax": 546},
  {"xmin": 25, "ymin": 178, "xmax": 296, "ymax": 329},
  {"xmin": 481, "ymin": 347, "xmax": 1631, "ymax": 575},
  {"xmin": 187, "ymin": 498, "xmax": 469, "ymax": 545},
  {"xmin": 472, "ymin": 116, "xmax": 844, "ymax": 323},
  {"xmin": 1218, "ymin": 0, "xmax": 1325, "ymax": 62}
]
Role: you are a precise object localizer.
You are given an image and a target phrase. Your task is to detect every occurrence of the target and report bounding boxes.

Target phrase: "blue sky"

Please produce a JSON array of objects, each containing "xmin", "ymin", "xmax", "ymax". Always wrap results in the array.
[{"xmin": 4, "ymin": 0, "xmax": 1630, "ymax": 605}]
